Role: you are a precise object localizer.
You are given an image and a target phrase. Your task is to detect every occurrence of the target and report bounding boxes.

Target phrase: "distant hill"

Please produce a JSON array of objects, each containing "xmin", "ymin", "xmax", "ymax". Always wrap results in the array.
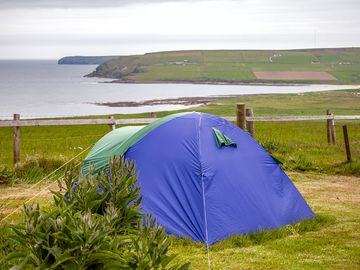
[
  {"xmin": 58, "ymin": 56, "xmax": 120, "ymax": 65},
  {"xmin": 86, "ymin": 48, "xmax": 360, "ymax": 84}
]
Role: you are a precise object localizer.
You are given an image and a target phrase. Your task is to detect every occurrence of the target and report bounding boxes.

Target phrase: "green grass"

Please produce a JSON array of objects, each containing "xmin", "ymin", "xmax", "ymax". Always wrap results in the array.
[
  {"xmin": 169, "ymin": 214, "xmax": 334, "ymax": 251},
  {"xmin": 0, "ymin": 125, "xmax": 108, "ymax": 168},
  {"xmin": 90, "ymin": 48, "xmax": 360, "ymax": 84},
  {"xmin": 192, "ymin": 89, "xmax": 360, "ymax": 116}
]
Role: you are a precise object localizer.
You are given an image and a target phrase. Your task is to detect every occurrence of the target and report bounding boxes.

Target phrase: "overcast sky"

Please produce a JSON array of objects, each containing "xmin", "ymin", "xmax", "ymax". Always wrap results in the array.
[{"xmin": 0, "ymin": 0, "xmax": 359, "ymax": 59}]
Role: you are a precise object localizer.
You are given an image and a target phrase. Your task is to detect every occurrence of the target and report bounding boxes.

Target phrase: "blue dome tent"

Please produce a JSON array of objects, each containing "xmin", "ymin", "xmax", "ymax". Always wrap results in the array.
[{"xmin": 82, "ymin": 112, "xmax": 315, "ymax": 245}]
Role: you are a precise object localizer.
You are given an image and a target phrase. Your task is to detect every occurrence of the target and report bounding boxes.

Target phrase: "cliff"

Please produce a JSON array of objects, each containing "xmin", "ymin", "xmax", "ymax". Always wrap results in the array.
[{"xmin": 58, "ymin": 56, "xmax": 119, "ymax": 65}]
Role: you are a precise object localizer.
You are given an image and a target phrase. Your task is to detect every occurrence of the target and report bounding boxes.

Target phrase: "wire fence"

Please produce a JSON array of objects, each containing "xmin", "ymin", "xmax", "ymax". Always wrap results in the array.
[
  {"xmin": 0, "ymin": 120, "xmax": 358, "ymax": 170},
  {"xmin": 254, "ymin": 120, "xmax": 360, "ymax": 172},
  {"xmin": 0, "ymin": 119, "xmax": 359, "ymax": 223},
  {"xmin": 0, "ymin": 147, "xmax": 90, "ymax": 224},
  {"xmin": 0, "ymin": 124, "xmax": 109, "ymax": 167},
  {"xmin": 0, "ymin": 114, "xmax": 87, "ymax": 120}
]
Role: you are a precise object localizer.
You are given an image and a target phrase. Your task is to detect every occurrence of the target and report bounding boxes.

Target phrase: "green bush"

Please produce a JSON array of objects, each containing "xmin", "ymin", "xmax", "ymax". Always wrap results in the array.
[
  {"xmin": 13, "ymin": 155, "xmax": 76, "ymax": 183},
  {"xmin": 0, "ymin": 165, "xmax": 14, "ymax": 184},
  {"xmin": 0, "ymin": 155, "xmax": 82, "ymax": 185},
  {"xmin": 3, "ymin": 157, "xmax": 190, "ymax": 269},
  {"xmin": 0, "ymin": 227, "xmax": 17, "ymax": 269},
  {"xmin": 260, "ymin": 140, "xmax": 281, "ymax": 154},
  {"xmin": 336, "ymin": 161, "xmax": 360, "ymax": 175},
  {"xmin": 292, "ymin": 154, "xmax": 314, "ymax": 171}
]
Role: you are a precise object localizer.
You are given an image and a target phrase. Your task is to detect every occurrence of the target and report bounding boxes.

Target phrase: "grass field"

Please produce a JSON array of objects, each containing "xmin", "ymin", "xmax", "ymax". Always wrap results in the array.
[
  {"xmin": 89, "ymin": 48, "xmax": 360, "ymax": 84},
  {"xmin": 0, "ymin": 172, "xmax": 359, "ymax": 269},
  {"xmin": 0, "ymin": 88, "xmax": 360, "ymax": 268}
]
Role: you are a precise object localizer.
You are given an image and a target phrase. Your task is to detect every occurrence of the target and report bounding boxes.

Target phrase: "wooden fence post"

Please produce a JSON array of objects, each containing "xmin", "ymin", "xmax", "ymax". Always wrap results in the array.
[
  {"xmin": 246, "ymin": 108, "xmax": 255, "ymax": 137},
  {"xmin": 326, "ymin": 110, "xmax": 336, "ymax": 144},
  {"xmin": 236, "ymin": 103, "xmax": 246, "ymax": 130},
  {"xmin": 342, "ymin": 125, "xmax": 351, "ymax": 162},
  {"xmin": 13, "ymin": 113, "xmax": 20, "ymax": 166},
  {"xmin": 330, "ymin": 112, "xmax": 336, "ymax": 144},
  {"xmin": 326, "ymin": 109, "xmax": 331, "ymax": 143},
  {"xmin": 108, "ymin": 116, "xmax": 116, "ymax": 131}
]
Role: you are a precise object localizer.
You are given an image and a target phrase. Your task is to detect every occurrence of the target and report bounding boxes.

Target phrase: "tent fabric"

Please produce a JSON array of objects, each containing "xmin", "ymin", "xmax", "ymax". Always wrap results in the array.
[
  {"xmin": 82, "ymin": 125, "xmax": 145, "ymax": 175},
  {"xmin": 212, "ymin": 127, "xmax": 237, "ymax": 148},
  {"xmin": 83, "ymin": 112, "xmax": 315, "ymax": 245},
  {"xmin": 82, "ymin": 112, "xmax": 192, "ymax": 175}
]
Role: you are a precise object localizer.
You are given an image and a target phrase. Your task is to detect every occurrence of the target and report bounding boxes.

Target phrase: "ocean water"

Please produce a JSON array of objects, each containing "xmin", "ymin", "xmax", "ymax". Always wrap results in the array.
[{"xmin": 0, "ymin": 60, "xmax": 358, "ymax": 119}]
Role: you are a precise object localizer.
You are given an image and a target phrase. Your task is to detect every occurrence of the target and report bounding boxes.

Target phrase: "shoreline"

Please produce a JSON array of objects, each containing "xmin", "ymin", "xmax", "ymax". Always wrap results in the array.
[
  {"xmin": 95, "ymin": 95, "xmax": 251, "ymax": 108},
  {"xmin": 100, "ymin": 78, "xmax": 315, "ymax": 87},
  {"xmin": 91, "ymin": 76, "xmax": 360, "ymax": 87},
  {"xmin": 93, "ymin": 81, "xmax": 360, "ymax": 108}
]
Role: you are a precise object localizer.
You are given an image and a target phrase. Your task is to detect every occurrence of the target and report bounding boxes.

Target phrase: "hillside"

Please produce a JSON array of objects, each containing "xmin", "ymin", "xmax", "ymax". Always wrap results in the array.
[
  {"xmin": 86, "ymin": 48, "xmax": 360, "ymax": 84},
  {"xmin": 58, "ymin": 55, "xmax": 119, "ymax": 65}
]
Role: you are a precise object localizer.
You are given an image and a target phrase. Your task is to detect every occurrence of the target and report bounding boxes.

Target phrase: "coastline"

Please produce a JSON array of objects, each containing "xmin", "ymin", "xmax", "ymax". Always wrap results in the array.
[
  {"xmin": 101, "ymin": 78, "xmax": 312, "ymax": 87},
  {"xmin": 96, "ymin": 77, "xmax": 360, "ymax": 87},
  {"xmin": 95, "ymin": 95, "xmax": 252, "ymax": 108},
  {"xmin": 92, "ymin": 78, "xmax": 360, "ymax": 108},
  {"xmin": 2, "ymin": 59, "xmax": 358, "ymax": 119}
]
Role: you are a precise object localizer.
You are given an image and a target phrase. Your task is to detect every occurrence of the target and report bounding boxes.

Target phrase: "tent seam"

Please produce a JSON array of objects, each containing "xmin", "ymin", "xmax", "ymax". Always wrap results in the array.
[
  {"xmin": 198, "ymin": 114, "xmax": 210, "ymax": 245},
  {"xmin": 198, "ymin": 113, "xmax": 212, "ymax": 269}
]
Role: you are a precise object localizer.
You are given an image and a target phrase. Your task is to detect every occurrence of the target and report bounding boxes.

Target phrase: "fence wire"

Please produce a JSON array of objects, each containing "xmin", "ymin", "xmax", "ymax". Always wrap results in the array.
[
  {"xmin": 0, "ymin": 124, "xmax": 110, "ymax": 167},
  {"xmin": 254, "ymin": 120, "xmax": 360, "ymax": 172},
  {"xmin": 0, "ymin": 120, "xmax": 359, "ymax": 223},
  {"xmin": 0, "ymin": 120, "xmax": 359, "ymax": 170}
]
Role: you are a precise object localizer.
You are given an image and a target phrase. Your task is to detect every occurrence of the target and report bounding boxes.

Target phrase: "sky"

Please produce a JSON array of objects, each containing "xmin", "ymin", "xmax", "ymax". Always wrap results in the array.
[{"xmin": 0, "ymin": 0, "xmax": 359, "ymax": 59}]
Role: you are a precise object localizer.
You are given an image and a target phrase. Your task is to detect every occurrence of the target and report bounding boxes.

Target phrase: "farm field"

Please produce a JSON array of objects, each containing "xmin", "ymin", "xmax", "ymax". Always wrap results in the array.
[
  {"xmin": 0, "ymin": 88, "xmax": 360, "ymax": 268},
  {"xmin": 253, "ymin": 71, "xmax": 337, "ymax": 80},
  {"xmin": 88, "ymin": 48, "xmax": 360, "ymax": 84}
]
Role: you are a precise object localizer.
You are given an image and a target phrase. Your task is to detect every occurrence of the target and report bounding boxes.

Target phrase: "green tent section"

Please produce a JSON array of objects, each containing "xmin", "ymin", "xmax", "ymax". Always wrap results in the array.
[
  {"xmin": 82, "ymin": 112, "xmax": 193, "ymax": 175},
  {"xmin": 82, "ymin": 125, "xmax": 144, "ymax": 175}
]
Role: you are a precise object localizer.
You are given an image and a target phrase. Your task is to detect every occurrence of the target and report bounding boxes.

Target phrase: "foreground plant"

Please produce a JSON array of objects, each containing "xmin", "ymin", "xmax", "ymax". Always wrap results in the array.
[{"xmin": 4, "ymin": 157, "xmax": 190, "ymax": 270}]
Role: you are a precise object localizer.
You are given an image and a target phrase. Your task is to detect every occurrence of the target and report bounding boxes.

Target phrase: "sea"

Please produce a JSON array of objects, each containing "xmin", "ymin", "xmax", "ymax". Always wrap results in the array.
[{"xmin": 0, "ymin": 60, "xmax": 359, "ymax": 119}]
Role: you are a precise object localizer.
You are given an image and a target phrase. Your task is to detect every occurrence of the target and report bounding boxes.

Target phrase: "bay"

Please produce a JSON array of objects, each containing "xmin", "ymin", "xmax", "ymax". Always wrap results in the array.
[{"xmin": 0, "ymin": 60, "xmax": 358, "ymax": 119}]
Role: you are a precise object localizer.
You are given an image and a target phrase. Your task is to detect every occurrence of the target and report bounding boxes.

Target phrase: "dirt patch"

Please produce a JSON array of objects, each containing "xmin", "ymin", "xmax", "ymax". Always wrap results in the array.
[
  {"xmin": 0, "ymin": 183, "xmax": 57, "ymax": 200},
  {"xmin": 294, "ymin": 174, "xmax": 360, "ymax": 217},
  {"xmin": 254, "ymin": 71, "xmax": 337, "ymax": 81}
]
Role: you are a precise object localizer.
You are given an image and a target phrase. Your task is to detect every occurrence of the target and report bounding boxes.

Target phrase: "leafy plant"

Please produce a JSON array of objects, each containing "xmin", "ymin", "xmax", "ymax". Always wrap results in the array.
[
  {"xmin": 292, "ymin": 154, "xmax": 314, "ymax": 171},
  {"xmin": 3, "ymin": 157, "xmax": 191, "ymax": 270},
  {"xmin": 13, "ymin": 155, "xmax": 74, "ymax": 183},
  {"xmin": 260, "ymin": 140, "xmax": 281, "ymax": 154},
  {"xmin": 0, "ymin": 165, "xmax": 14, "ymax": 184}
]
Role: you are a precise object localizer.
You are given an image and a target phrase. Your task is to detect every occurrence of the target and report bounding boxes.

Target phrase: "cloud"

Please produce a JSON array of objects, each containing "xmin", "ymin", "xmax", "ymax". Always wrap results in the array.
[
  {"xmin": 0, "ymin": 0, "xmax": 359, "ymax": 58},
  {"xmin": 0, "ymin": 0, "xmax": 221, "ymax": 9}
]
